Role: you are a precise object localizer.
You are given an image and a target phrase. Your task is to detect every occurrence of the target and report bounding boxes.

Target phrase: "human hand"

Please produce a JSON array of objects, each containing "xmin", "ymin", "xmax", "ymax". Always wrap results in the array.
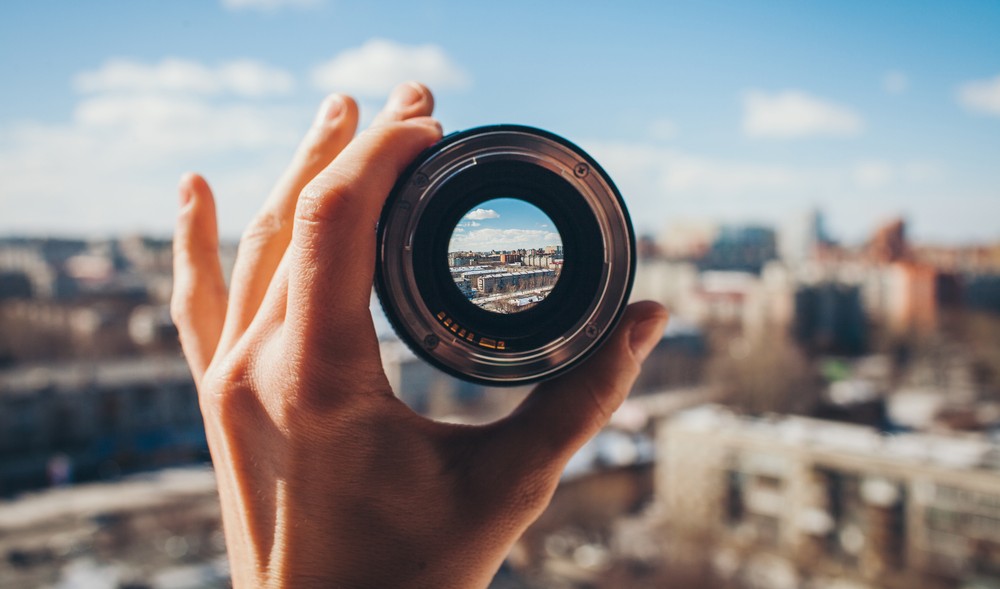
[{"xmin": 171, "ymin": 82, "xmax": 668, "ymax": 588}]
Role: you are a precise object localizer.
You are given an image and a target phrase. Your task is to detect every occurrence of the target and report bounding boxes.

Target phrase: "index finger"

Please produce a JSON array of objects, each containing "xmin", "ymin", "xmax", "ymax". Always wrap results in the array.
[{"xmin": 286, "ymin": 118, "xmax": 442, "ymax": 355}]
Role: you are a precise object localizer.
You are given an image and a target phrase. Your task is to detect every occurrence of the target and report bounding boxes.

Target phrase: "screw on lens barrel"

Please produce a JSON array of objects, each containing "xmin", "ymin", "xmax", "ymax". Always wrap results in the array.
[
  {"xmin": 423, "ymin": 334, "xmax": 439, "ymax": 350},
  {"xmin": 413, "ymin": 173, "xmax": 430, "ymax": 188},
  {"xmin": 585, "ymin": 324, "xmax": 599, "ymax": 338},
  {"xmin": 574, "ymin": 163, "xmax": 589, "ymax": 178}
]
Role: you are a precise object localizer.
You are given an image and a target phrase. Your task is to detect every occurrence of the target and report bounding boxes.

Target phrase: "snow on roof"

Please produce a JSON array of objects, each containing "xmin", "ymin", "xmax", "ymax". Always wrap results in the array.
[{"xmin": 670, "ymin": 404, "xmax": 998, "ymax": 472}]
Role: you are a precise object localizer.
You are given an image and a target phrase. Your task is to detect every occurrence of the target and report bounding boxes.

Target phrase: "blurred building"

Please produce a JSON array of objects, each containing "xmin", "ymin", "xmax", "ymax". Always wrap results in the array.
[
  {"xmin": 657, "ymin": 221, "xmax": 777, "ymax": 274},
  {"xmin": 0, "ymin": 270, "xmax": 33, "ymax": 300},
  {"xmin": 658, "ymin": 221, "xmax": 717, "ymax": 260},
  {"xmin": 867, "ymin": 218, "xmax": 908, "ymax": 264},
  {"xmin": 0, "ymin": 467, "xmax": 226, "ymax": 588},
  {"xmin": 679, "ymin": 271, "xmax": 757, "ymax": 327},
  {"xmin": 0, "ymin": 357, "xmax": 204, "ymax": 495},
  {"xmin": 631, "ymin": 317, "xmax": 708, "ymax": 394},
  {"xmin": 793, "ymin": 282, "xmax": 868, "ymax": 355},
  {"xmin": 630, "ymin": 260, "xmax": 699, "ymax": 311},
  {"xmin": 780, "ymin": 209, "xmax": 830, "ymax": 268},
  {"xmin": 886, "ymin": 262, "xmax": 939, "ymax": 335},
  {"xmin": 698, "ymin": 225, "xmax": 778, "ymax": 275},
  {"xmin": 742, "ymin": 261, "xmax": 797, "ymax": 339},
  {"xmin": 658, "ymin": 406, "xmax": 1000, "ymax": 589},
  {"xmin": 962, "ymin": 274, "xmax": 1000, "ymax": 315}
]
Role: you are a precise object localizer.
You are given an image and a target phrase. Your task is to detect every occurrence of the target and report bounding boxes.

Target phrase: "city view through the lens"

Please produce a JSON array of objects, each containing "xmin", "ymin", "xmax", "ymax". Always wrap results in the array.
[{"xmin": 448, "ymin": 198, "xmax": 563, "ymax": 313}]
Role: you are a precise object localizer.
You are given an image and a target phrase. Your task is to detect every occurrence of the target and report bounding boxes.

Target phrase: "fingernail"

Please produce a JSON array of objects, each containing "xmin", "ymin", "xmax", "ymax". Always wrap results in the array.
[
  {"xmin": 629, "ymin": 316, "xmax": 667, "ymax": 362},
  {"xmin": 314, "ymin": 94, "xmax": 345, "ymax": 125},
  {"xmin": 387, "ymin": 82, "xmax": 424, "ymax": 111},
  {"xmin": 412, "ymin": 118, "xmax": 442, "ymax": 133},
  {"xmin": 178, "ymin": 174, "xmax": 195, "ymax": 208}
]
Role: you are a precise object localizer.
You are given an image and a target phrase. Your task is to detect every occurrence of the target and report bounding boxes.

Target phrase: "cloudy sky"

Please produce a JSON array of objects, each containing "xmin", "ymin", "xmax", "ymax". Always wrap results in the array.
[
  {"xmin": 449, "ymin": 198, "xmax": 562, "ymax": 253},
  {"xmin": 1, "ymin": 0, "xmax": 998, "ymax": 243}
]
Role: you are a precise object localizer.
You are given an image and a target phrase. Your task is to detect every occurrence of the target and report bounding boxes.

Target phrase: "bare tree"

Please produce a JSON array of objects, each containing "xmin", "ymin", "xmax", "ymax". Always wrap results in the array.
[{"xmin": 707, "ymin": 333, "xmax": 822, "ymax": 416}]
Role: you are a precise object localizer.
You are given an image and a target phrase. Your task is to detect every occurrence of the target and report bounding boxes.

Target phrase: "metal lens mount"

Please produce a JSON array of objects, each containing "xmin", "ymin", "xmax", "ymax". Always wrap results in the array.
[{"xmin": 375, "ymin": 125, "xmax": 635, "ymax": 386}]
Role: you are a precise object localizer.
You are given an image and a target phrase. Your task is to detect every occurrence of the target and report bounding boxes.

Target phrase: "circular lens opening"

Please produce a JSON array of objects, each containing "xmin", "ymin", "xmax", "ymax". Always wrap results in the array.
[
  {"xmin": 375, "ymin": 125, "xmax": 635, "ymax": 386},
  {"xmin": 447, "ymin": 198, "xmax": 563, "ymax": 314}
]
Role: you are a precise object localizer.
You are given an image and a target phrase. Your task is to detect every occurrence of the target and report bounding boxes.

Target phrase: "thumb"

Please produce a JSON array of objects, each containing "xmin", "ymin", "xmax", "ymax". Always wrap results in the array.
[{"xmin": 493, "ymin": 301, "xmax": 668, "ymax": 476}]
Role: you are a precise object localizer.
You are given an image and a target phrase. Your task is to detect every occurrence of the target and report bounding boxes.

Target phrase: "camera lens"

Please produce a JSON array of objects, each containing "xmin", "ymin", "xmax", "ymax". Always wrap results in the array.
[{"xmin": 375, "ymin": 125, "xmax": 635, "ymax": 386}]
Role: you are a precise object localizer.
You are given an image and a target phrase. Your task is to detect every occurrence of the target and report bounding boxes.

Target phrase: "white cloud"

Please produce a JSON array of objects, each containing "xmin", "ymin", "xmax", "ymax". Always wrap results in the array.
[
  {"xmin": 464, "ymin": 208, "xmax": 500, "ymax": 221},
  {"xmin": 311, "ymin": 39, "xmax": 470, "ymax": 97},
  {"xmin": 449, "ymin": 228, "xmax": 561, "ymax": 252},
  {"xmin": 853, "ymin": 161, "xmax": 894, "ymax": 189},
  {"xmin": 850, "ymin": 160, "xmax": 945, "ymax": 191},
  {"xmin": 73, "ymin": 94, "xmax": 298, "ymax": 156},
  {"xmin": 647, "ymin": 118, "xmax": 678, "ymax": 141},
  {"xmin": 957, "ymin": 74, "xmax": 1000, "ymax": 116},
  {"xmin": 0, "ymin": 58, "xmax": 304, "ymax": 237},
  {"xmin": 899, "ymin": 161, "xmax": 946, "ymax": 183},
  {"xmin": 74, "ymin": 58, "xmax": 295, "ymax": 97},
  {"xmin": 742, "ymin": 89, "xmax": 864, "ymax": 138},
  {"xmin": 588, "ymin": 141, "xmax": 802, "ymax": 198},
  {"xmin": 883, "ymin": 70, "xmax": 909, "ymax": 95},
  {"xmin": 221, "ymin": 0, "xmax": 323, "ymax": 11}
]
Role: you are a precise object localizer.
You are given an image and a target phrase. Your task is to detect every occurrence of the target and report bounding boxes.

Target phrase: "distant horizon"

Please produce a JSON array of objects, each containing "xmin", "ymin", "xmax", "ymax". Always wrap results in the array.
[
  {"xmin": 448, "ymin": 246, "xmax": 561, "ymax": 254},
  {"xmin": 1, "ymin": 216, "xmax": 996, "ymax": 249}
]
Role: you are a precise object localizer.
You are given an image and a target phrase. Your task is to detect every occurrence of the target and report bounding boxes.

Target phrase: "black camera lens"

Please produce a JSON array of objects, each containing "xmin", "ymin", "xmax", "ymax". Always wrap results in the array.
[{"xmin": 375, "ymin": 125, "xmax": 635, "ymax": 386}]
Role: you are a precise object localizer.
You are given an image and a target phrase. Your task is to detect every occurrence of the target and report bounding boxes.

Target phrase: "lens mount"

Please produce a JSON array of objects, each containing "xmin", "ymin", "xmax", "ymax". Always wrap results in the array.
[{"xmin": 375, "ymin": 125, "xmax": 635, "ymax": 386}]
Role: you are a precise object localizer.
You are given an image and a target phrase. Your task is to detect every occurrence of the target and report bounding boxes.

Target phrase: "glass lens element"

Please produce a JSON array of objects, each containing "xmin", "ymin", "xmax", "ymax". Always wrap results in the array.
[{"xmin": 447, "ymin": 198, "xmax": 563, "ymax": 313}]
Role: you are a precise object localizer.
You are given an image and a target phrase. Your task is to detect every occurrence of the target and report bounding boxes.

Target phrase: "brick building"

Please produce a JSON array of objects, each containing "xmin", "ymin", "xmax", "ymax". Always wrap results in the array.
[{"xmin": 658, "ymin": 406, "xmax": 1000, "ymax": 588}]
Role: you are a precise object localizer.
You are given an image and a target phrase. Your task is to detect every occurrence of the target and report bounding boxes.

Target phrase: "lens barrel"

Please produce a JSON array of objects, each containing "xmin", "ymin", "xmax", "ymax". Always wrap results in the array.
[{"xmin": 375, "ymin": 125, "xmax": 635, "ymax": 386}]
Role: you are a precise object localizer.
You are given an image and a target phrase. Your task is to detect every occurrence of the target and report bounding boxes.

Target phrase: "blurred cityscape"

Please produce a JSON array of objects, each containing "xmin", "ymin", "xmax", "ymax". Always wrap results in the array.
[{"xmin": 2, "ymin": 210, "xmax": 1000, "ymax": 588}]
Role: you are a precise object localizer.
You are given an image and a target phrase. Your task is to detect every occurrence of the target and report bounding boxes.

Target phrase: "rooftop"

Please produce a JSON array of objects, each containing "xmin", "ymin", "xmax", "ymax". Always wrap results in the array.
[
  {"xmin": 668, "ymin": 405, "xmax": 1000, "ymax": 475},
  {"xmin": 0, "ymin": 356, "xmax": 192, "ymax": 396}
]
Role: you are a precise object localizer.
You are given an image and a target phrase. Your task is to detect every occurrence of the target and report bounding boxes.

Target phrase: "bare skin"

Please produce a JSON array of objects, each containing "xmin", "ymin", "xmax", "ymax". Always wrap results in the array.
[{"xmin": 170, "ymin": 81, "xmax": 669, "ymax": 588}]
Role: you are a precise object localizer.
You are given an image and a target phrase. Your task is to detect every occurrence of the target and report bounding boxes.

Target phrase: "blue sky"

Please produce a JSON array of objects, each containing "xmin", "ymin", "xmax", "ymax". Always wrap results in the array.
[
  {"xmin": 1, "ymin": 0, "xmax": 998, "ymax": 243},
  {"xmin": 449, "ymin": 198, "xmax": 561, "ymax": 252}
]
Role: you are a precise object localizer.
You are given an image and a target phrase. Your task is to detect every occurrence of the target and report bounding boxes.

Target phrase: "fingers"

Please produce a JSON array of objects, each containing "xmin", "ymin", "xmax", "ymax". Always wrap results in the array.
[
  {"xmin": 171, "ymin": 173, "xmax": 228, "ymax": 384},
  {"xmin": 493, "ymin": 301, "xmax": 669, "ymax": 477},
  {"xmin": 371, "ymin": 81, "xmax": 435, "ymax": 126},
  {"xmin": 219, "ymin": 94, "xmax": 359, "ymax": 351},
  {"xmin": 285, "ymin": 90, "xmax": 441, "ymax": 354}
]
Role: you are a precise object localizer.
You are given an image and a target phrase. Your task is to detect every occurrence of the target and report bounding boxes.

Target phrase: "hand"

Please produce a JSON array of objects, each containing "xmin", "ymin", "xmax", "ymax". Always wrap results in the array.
[{"xmin": 170, "ymin": 82, "xmax": 668, "ymax": 588}]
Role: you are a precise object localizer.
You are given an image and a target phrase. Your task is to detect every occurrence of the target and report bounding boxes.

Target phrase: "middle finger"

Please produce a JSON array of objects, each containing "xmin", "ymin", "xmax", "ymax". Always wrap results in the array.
[{"xmin": 219, "ymin": 94, "xmax": 359, "ymax": 352}]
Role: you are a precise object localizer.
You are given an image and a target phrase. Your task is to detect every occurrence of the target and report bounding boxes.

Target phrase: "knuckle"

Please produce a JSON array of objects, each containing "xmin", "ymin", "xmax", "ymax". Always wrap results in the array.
[
  {"xmin": 583, "ymin": 375, "xmax": 619, "ymax": 421},
  {"xmin": 240, "ymin": 210, "xmax": 285, "ymax": 245},
  {"xmin": 362, "ymin": 121, "xmax": 408, "ymax": 146},
  {"xmin": 295, "ymin": 174, "xmax": 357, "ymax": 227},
  {"xmin": 198, "ymin": 356, "xmax": 257, "ymax": 415},
  {"xmin": 168, "ymin": 297, "xmax": 187, "ymax": 327},
  {"xmin": 579, "ymin": 363, "xmax": 636, "ymax": 426},
  {"xmin": 169, "ymin": 285, "xmax": 196, "ymax": 327}
]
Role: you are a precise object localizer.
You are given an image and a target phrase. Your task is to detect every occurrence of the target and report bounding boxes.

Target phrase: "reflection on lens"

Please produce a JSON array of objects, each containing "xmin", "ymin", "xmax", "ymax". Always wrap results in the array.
[{"xmin": 447, "ymin": 198, "xmax": 563, "ymax": 314}]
